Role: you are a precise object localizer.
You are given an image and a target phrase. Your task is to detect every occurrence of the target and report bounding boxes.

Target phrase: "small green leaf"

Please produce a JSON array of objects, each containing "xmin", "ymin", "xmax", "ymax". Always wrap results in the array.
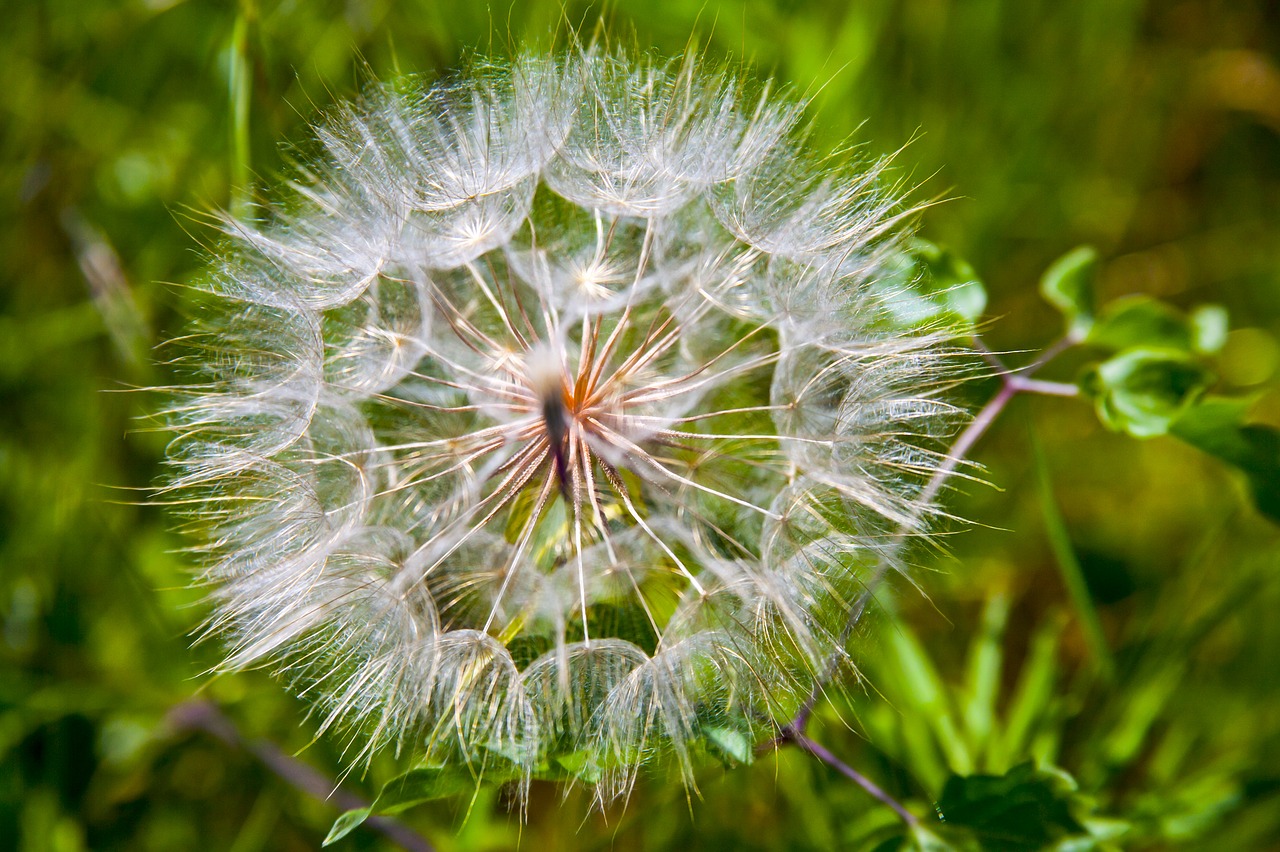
[
  {"xmin": 703, "ymin": 724, "xmax": 755, "ymax": 766},
  {"xmin": 373, "ymin": 765, "xmax": 480, "ymax": 814},
  {"xmin": 323, "ymin": 807, "xmax": 371, "ymax": 846},
  {"xmin": 324, "ymin": 762, "xmax": 486, "ymax": 844},
  {"xmin": 1080, "ymin": 348, "xmax": 1214, "ymax": 438},
  {"xmin": 1171, "ymin": 396, "xmax": 1280, "ymax": 522},
  {"xmin": 935, "ymin": 762, "xmax": 1089, "ymax": 852},
  {"xmin": 1190, "ymin": 304, "xmax": 1229, "ymax": 354},
  {"xmin": 874, "ymin": 240, "xmax": 987, "ymax": 330},
  {"xmin": 1087, "ymin": 296, "xmax": 1192, "ymax": 352},
  {"xmin": 910, "ymin": 239, "xmax": 988, "ymax": 323},
  {"xmin": 1087, "ymin": 296, "xmax": 1230, "ymax": 357},
  {"xmin": 554, "ymin": 749, "xmax": 604, "ymax": 783},
  {"xmin": 1040, "ymin": 246, "xmax": 1098, "ymax": 339}
]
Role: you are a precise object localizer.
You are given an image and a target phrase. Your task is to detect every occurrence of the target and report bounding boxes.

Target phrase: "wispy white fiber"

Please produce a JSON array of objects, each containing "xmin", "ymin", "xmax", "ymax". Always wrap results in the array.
[{"xmin": 162, "ymin": 47, "xmax": 964, "ymax": 799}]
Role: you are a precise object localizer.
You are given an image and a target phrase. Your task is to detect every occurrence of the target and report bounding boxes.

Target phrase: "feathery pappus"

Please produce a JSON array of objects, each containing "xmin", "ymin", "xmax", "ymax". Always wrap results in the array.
[{"xmin": 160, "ymin": 47, "xmax": 965, "ymax": 800}]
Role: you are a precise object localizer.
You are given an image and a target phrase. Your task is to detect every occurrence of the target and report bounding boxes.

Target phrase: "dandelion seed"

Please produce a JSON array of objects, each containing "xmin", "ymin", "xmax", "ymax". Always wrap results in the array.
[{"xmin": 162, "ymin": 47, "xmax": 962, "ymax": 800}]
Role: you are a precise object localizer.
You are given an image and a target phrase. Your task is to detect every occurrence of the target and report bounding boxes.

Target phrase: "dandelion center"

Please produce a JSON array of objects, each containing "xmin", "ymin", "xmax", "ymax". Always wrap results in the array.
[{"xmin": 379, "ymin": 226, "xmax": 785, "ymax": 649}]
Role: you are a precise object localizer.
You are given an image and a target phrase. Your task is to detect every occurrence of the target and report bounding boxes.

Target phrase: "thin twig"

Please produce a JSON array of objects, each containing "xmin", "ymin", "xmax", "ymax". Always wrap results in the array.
[
  {"xmin": 167, "ymin": 699, "xmax": 435, "ymax": 852},
  {"xmin": 783, "ymin": 333, "xmax": 1080, "ymax": 817},
  {"xmin": 771, "ymin": 726, "xmax": 918, "ymax": 826},
  {"xmin": 1008, "ymin": 377, "xmax": 1078, "ymax": 397}
]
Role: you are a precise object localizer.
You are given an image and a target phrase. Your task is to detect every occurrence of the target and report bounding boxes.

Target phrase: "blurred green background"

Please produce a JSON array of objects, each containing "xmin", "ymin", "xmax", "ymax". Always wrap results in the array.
[{"xmin": 3, "ymin": 1, "xmax": 1279, "ymax": 849}]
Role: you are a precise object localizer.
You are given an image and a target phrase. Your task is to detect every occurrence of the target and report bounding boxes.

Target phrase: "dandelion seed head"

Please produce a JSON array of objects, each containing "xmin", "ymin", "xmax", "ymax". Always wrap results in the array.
[{"xmin": 163, "ymin": 48, "xmax": 963, "ymax": 798}]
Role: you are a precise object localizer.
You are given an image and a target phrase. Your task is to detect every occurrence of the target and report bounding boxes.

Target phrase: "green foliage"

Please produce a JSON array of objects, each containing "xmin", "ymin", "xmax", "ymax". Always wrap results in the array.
[
  {"xmin": 3, "ymin": 0, "xmax": 1278, "ymax": 849},
  {"xmin": 1080, "ymin": 348, "xmax": 1214, "ymax": 438},
  {"xmin": 933, "ymin": 762, "xmax": 1090, "ymax": 851},
  {"xmin": 858, "ymin": 594, "xmax": 1065, "ymax": 793},
  {"xmin": 325, "ymin": 763, "xmax": 511, "ymax": 845},
  {"xmin": 1040, "ymin": 246, "xmax": 1099, "ymax": 340},
  {"xmin": 877, "ymin": 239, "xmax": 988, "ymax": 331},
  {"xmin": 1046, "ymin": 246, "xmax": 1280, "ymax": 520},
  {"xmin": 1087, "ymin": 296, "xmax": 1227, "ymax": 356},
  {"xmin": 1033, "ymin": 445, "xmax": 1115, "ymax": 678},
  {"xmin": 703, "ymin": 725, "xmax": 756, "ymax": 768},
  {"xmin": 1172, "ymin": 397, "xmax": 1280, "ymax": 522}
]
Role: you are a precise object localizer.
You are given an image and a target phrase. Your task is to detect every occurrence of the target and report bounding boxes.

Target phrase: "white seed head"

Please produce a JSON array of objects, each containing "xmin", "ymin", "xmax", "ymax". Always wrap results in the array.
[{"xmin": 162, "ymin": 48, "xmax": 963, "ymax": 799}]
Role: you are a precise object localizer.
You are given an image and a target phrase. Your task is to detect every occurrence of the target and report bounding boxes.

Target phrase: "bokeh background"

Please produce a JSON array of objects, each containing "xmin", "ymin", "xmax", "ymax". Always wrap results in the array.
[{"xmin": 3, "ymin": 1, "xmax": 1279, "ymax": 849}]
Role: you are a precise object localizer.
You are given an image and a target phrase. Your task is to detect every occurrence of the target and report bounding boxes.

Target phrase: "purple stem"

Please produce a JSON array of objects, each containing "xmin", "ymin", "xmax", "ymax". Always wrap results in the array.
[
  {"xmin": 1008, "ymin": 377, "xmax": 1078, "ymax": 397},
  {"xmin": 784, "ymin": 334, "xmax": 1078, "ymax": 818},
  {"xmin": 167, "ymin": 700, "xmax": 435, "ymax": 852},
  {"xmin": 781, "ymin": 728, "xmax": 918, "ymax": 826}
]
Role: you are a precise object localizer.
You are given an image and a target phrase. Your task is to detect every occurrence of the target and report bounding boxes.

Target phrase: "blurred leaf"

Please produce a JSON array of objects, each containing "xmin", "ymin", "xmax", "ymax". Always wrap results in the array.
[
  {"xmin": 553, "ymin": 749, "xmax": 604, "ymax": 783},
  {"xmin": 704, "ymin": 724, "xmax": 755, "ymax": 767},
  {"xmin": 991, "ymin": 617, "xmax": 1063, "ymax": 771},
  {"xmin": 875, "ymin": 239, "xmax": 987, "ymax": 329},
  {"xmin": 1033, "ymin": 440, "xmax": 1115, "ymax": 679},
  {"xmin": 227, "ymin": 11, "xmax": 253, "ymax": 217},
  {"xmin": 935, "ymin": 762, "xmax": 1090, "ymax": 851},
  {"xmin": 1190, "ymin": 305, "xmax": 1230, "ymax": 355},
  {"xmin": 1039, "ymin": 246, "xmax": 1099, "ymax": 339},
  {"xmin": 1087, "ymin": 296, "xmax": 1230, "ymax": 357},
  {"xmin": 871, "ymin": 823, "xmax": 967, "ymax": 852},
  {"xmin": 1087, "ymin": 296, "xmax": 1192, "ymax": 352},
  {"xmin": 908, "ymin": 824, "xmax": 966, "ymax": 851},
  {"xmin": 961, "ymin": 594, "xmax": 1009, "ymax": 755},
  {"xmin": 1099, "ymin": 665, "xmax": 1184, "ymax": 768},
  {"xmin": 1080, "ymin": 348, "xmax": 1214, "ymax": 438},
  {"xmin": 887, "ymin": 622, "xmax": 974, "ymax": 774},
  {"xmin": 323, "ymin": 808, "xmax": 371, "ymax": 846},
  {"xmin": 1171, "ymin": 396, "xmax": 1280, "ymax": 522}
]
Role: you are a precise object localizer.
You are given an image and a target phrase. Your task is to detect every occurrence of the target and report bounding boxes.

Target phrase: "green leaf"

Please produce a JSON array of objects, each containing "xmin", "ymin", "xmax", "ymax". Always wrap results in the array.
[
  {"xmin": 553, "ymin": 749, "xmax": 604, "ymax": 783},
  {"xmin": 1040, "ymin": 246, "xmax": 1099, "ymax": 339},
  {"xmin": 1087, "ymin": 296, "xmax": 1230, "ymax": 357},
  {"xmin": 323, "ymin": 762, "xmax": 493, "ymax": 845},
  {"xmin": 1171, "ymin": 396, "xmax": 1280, "ymax": 522},
  {"xmin": 908, "ymin": 824, "xmax": 966, "ymax": 852},
  {"xmin": 323, "ymin": 807, "xmax": 372, "ymax": 846},
  {"xmin": 870, "ymin": 824, "xmax": 969, "ymax": 852},
  {"xmin": 935, "ymin": 762, "xmax": 1089, "ymax": 852},
  {"xmin": 909, "ymin": 239, "xmax": 988, "ymax": 323},
  {"xmin": 874, "ymin": 239, "xmax": 987, "ymax": 330},
  {"xmin": 227, "ymin": 12, "xmax": 253, "ymax": 218},
  {"xmin": 1087, "ymin": 296, "xmax": 1192, "ymax": 352},
  {"xmin": 375, "ymin": 765, "xmax": 484, "ymax": 814},
  {"xmin": 703, "ymin": 724, "xmax": 755, "ymax": 766},
  {"xmin": 1080, "ymin": 348, "xmax": 1214, "ymax": 438},
  {"xmin": 992, "ymin": 616, "xmax": 1062, "ymax": 770},
  {"xmin": 961, "ymin": 594, "xmax": 1009, "ymax": 756},
  {"xmin": 886, "ymin": 622, "xmax": 973, "ymax": 774},
  {"xmin": 1032, "ymin": 439, "xmax": 1115, "ymax": 679},
  {"xmin": 1190, "ymin": 304, "xmax": 1229, "ymax": 354}
]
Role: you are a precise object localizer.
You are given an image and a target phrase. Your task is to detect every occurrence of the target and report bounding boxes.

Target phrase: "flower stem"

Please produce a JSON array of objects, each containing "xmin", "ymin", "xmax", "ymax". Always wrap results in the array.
[
  {"xmin": 779, "ymin": 727, "xmax": 918, "ymax": 826},
  {"xmin": 1008, "ymin": 377, "xmax": 1079, "ymax": 397},
  {"xmin": 783, "ymin": 333, "xmax": 1080, "ymax": 817}
]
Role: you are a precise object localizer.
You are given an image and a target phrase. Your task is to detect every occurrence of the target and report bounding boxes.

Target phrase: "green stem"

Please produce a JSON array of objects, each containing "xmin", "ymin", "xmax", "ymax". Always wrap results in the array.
[
  {"xmin": 229, "ymin": 10, "xmax": 252, "ymax": 216},
  {"xmin": 1032, "ymin": 436, "xmax": 1116, "ymax": 679}
]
